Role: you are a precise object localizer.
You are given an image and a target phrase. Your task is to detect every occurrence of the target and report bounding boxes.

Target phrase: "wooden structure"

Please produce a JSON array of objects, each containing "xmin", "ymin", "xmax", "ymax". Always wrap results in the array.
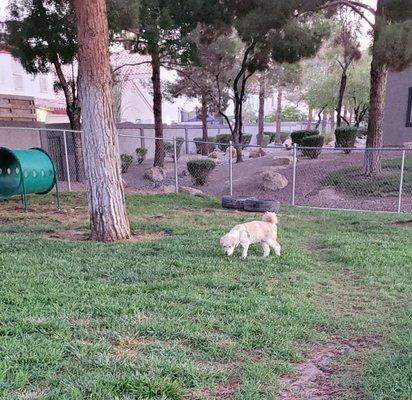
[{"xmin": 0, "ymin": 95, "xmax": 36, "ymax": 122}]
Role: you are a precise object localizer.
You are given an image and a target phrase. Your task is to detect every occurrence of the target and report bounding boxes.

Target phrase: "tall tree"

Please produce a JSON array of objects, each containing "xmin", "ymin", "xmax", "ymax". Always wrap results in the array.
[
  {"xmin": 315, "ymin": 0, "xmax": 412, "ymax": 174},
  {"xmin": 73, "ymin": 0, "xmax": 131, "ymax": 242},
  {"xmin": 123, "ymin": 0, "xmax": 225, "ymax": 167},
  {"xmin": 332, "ymin": 15, "xmax": 361, "ymax": 127},
  {"xmin": 6, "ymin": 0, "xmax": 85, "ymax": 179},
  {"xmin": 211, "ymin": 1, "xmax": 330, "ymax": 161}
]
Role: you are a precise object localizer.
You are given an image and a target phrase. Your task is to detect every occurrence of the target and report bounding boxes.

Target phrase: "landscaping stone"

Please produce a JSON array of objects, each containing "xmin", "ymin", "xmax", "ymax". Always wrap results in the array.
[
  {"xmin": 144, "ymin": 166, "xmax": 166, "ymax": 182},
  {"xmin": 179, "ymin": 186, "xmax": 204, "ymax": 196},
  {"xmin": 249, "ymin": 148, "xmax": 266, "ymax": 158},
  {"xmin": 273, "ymin": 157, "xmax": 292, "ymax": 166},
  {"xmin": 260, "ymin": 170, "xmax": 288, "ymax": 191}
]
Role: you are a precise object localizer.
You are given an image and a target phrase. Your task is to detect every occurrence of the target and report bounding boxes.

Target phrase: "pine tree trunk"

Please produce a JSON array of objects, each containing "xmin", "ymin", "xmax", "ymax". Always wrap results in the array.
[
  {"xmin": 364, "ymin": 0, "xmax": 387, "ymax": 176},
  {"xmin": 257, "ymin": 80, "xmax": 265, "ymax": 146},
  {"xmin": 275, "ymin": 87, "xmax": 283, "ymax": 144},
  {"xmin": 201, "ymin": 94, "xmax": 209, "ymax": 155},
  {"xmin": 336, "ymin": 71, "xmax": 347, "ymax": 127},
  {"xmin": 73, "ymin": 0, "xmax": 130, "ymax": 242},
  {"xmin": 321, "ymin": 111, "xmax": 327, "ymax": 133},
  {"xmin": 307, "ymin": 107, "xmax": 313, "ymax": 129},
  {"xmin": 151, "ymin": 49, "xmax": 165, "ymax": 167},
  {"xmin": 67, "ymin": 107, "xmax": 85, "ymax": 182}
]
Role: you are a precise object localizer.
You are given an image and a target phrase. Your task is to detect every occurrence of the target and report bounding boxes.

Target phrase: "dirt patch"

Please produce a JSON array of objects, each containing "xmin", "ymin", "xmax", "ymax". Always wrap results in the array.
[
  {"xmin": 393, "ymin": 219, "xmax": 412, "ymax": 227},
  {"xmin": 48, "ymin": 230, "xmax": 167, "ymax": 242},
  {"xmin": 279, "ymin": 336, "xmax": 381, "ymax": 400}
]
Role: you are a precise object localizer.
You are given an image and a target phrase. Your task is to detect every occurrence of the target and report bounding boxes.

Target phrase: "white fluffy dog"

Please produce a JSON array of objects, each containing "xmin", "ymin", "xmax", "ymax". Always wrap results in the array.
[{"xmin": 220, "ymin": 212, "xmax": 281, "ymax": 259}]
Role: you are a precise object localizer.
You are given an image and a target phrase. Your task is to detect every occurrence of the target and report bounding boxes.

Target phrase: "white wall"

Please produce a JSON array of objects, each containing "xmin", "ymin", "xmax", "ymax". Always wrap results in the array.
[{"xmin": 0, "ymin": 51, "xmax": 56, "ymax": 100}]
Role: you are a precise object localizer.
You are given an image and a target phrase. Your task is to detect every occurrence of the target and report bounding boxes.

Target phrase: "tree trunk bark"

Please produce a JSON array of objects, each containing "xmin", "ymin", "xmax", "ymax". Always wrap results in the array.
[
  {"xmin": 73, "ymin": 0, "xmax": 131, "ymax": 242},
  {"xmin": 321, "ymin": 111, "xmax": 327, "ymax": 133},
  {"xmin": 364, "ymin": 0, "xmax": 387, "ymax": 176},
  {"xmin": 275, "ymin": 87, "xmax": 283, "ymax": 144},
  {"xmin": 67, "ymin": 106, "xmax": 85, "ymax": 182},
  {"xmin": 329, "ymin": 111, "xmax": 335, "ymax": 132},
  {"xmin": 201, "ymin": 94, "xmax": 209, "ymax": 155},
  {"xmin": 257, "ymin": 79, "xmax": 265, "ymax": 146},
  {"xmin": 336, "ymin": 70, "xmax": 347, "ymax": 127},
  {"xmin": 307, "ymin": 107, "xmax": 313, "ymax": 130},
  {"xmin": 151, "ymin": 49, "xmax": 165, "ymax": 167}
]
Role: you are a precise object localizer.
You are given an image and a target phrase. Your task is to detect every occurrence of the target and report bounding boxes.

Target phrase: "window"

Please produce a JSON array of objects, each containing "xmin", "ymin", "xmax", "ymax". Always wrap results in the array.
[
  {"xmin": 406, "ymin": 87, "xmax": 412, "ymax": 127},
  {"xmin": 39, "ymin": 76, "xmax": 48, "ymax": 93},
  {"xmin": 13, "ymin": 74, "xmax": 24, "ymax": 91}
]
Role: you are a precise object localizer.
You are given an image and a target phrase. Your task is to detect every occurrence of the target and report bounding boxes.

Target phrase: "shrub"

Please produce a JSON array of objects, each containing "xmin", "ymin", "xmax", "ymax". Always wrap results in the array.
[
  {"xmin": 357, "ymin": 127, "xmax": 367, "ymax": 138},
  {"xmin": 335, "ymin": 127, "xmax": 358, "ymax": 153},
  {"xmin": 121, "ymin": 154, "xmax": 133, "ymax": 173},
  {"xmin": 187, "ymin": 159, "xmax": 216, "ymax": 185},
  {"xmin": 291, "ymin": 130, "xmax": 319, "ymax": 146},
  {"xmin": 242, "ymin": 134, "xmax": 252, "ymax": 148},
  {"xmin": 194, "ymin": 137, "xmax": 216, "ymax": 154},
  {"xmin": 264, "ymin": 131, "xmax": 290, "ymax": 144},
  {"xmin": 264, "ymin": 132, "xmax": 275, "ymax": 144},
  {"xmin": 301, "ymin": 135, "xmax": 324, "ymax": 159},
  {"xmin": 164, "ymin": 138, "xmax": 184, "ymax": 160},
  {"xmin": 215, "ymin": 134, "xmax": 232, "ymax": 151},
  {"xmin": 135, "ymin": 148, "xmax": 147, "ymax": 164}
]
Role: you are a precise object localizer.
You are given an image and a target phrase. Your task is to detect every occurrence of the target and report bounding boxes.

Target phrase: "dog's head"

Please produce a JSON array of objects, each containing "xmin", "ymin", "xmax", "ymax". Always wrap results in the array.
[{"xmin": 220, "ymin": 232, "xmax": 239, "ymax": 256}]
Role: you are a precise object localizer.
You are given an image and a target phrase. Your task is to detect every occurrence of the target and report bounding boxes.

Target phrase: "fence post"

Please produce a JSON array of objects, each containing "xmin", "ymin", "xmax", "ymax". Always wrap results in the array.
[
  {"xmin": 184, "ymin": 128, "xmax": 189, "ymax": 155},
  {"xmin": 291, "ymin": 143, "xmax": 297, "ymax": 206},
  {"xmin": 229, "ymin": 140, "xmax": 233, "ymax": 196},
  {"xmin": 397, "ymin": 149, "xmax": 406, "ymax": 213},
  {"xmin": 173, "ymin": 137, "xmax": 179, "ymax": 193},
  {"xmin": 62, "ymin": 130, "xmax": 72, "ymax": 192}
]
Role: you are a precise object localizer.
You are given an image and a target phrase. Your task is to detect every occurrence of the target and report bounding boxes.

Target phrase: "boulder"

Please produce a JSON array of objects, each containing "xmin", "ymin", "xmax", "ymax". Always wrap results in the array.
[
  {"xmin": 249, "ymin": 148, "xmax": 267, "ymax": 158},
  {"xmin": 225, "ymin": 147, "xmax": 237, "ymax": 158},
  {"xmin": 260, "ymin": 170, "xmax": 288, "ymax": 191},
  {"xmin": 179, "ymin": 186, "xmax": 204, "ymax": 196},
  {"xmin": 272, "ymin": 157, "xmax": 292, "ymax": 166},
  {"xmin": 161, "ymin": 185, "xmax": 176, "ymax": 194},
  {"xmin": 144, "ymin": 166, "xmax": 166, "ymax": 182},
  {"xmin": 283, "ymin": 138, "xmax": 293, "ymax": 149},
  {"xmin": 208, "ymin": 150, "xmax": 221, "ymax": 159}
]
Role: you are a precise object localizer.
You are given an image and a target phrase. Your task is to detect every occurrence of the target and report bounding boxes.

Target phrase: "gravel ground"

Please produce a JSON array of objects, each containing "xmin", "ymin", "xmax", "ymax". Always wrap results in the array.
[{"xmin": 59, "ymin": 147, "xmax": 412, "ymax": 213}]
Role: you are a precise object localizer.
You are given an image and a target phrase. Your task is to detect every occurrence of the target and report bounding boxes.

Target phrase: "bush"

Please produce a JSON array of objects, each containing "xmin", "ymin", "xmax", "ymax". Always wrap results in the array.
[
  {"xmin": 264, "ymin": 131, "xmax": 290, "ymax": 144},
  {"xmin": 164, "ymin": 138, "xmax": 184, "ymax": 160},
  {"xmin": 215, "ymin": 134, "xmax": 232, "ymax": 151},
  {"xmin": 194, "ymin": 137, "xmax": 216, "ymax": 154},
  {"xmin": 335, "ymin": 127, "xmax": 358, "ymax": 153},
  {"xmin": 121, "ymin": 154, "xmax": 133, "ymax": 173},
  {"xmin": 135, "ymin": 148, "xmax": 147, "ymax": 164},
  {"xmin": 301, "ymin": 135, "xmax": 324, "ymax": 159},
  {"xmin": 242, "ymin": 134, "xmax": 252, "ymax": 148},
  {"xmin": 357, "ymin": 127, "xmax": 367, "ymax": 138},
  {"xmin": 187, "ymin": 159, "xmax": 216, "ymax": 185},
  {"xmin": 263, "ymin": 132, "xmax": 275, "ymax": 144},
  {"xmin": 291, "ymin": 130, "xmax": 319, "ymax": 146}
]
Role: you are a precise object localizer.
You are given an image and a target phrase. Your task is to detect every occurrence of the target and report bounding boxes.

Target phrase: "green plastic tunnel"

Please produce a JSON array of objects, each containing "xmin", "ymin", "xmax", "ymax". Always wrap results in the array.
[{"xmin": 0, "ymin": 147, "xmax": 57, "ymax": 198}]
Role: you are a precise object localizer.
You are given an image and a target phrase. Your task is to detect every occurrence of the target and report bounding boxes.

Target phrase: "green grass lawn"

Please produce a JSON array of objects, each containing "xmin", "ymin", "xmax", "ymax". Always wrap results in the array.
[
  {"xmin": 0, "ymin": 193, "xmax": 411, "ymax": 399},
  {"xmin": 322, "ymin": 155, "xmax": 412, "ymax": 197}
]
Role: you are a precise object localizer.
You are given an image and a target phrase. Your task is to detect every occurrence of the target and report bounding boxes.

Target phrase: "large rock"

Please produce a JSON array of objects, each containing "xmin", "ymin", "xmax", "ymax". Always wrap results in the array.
[
  {"xmin": 225, "ymin": 147, "xmax": 237, "ymax": 158},
  {"xmin": 161, "ymin": 185, "xmax": 176, "ymax": 194},
  {"xmin": 208, "ymin": 150, "xmax": 221, "ymax": 159},
  {"xmin": 283, "ymin": 138, "xmax": 293, "ymax": 149},
  {"xmin": 273, "ymin": 157, "xmax": 292, "ymax": 166},
  {"xmin": 179, "ymin": 186, "xmax": 204, "ymax": 196},
  {"xmin": 249, "ymin": 148, "xmax": 266, "ymax": 158},
  {"xmin": 144, "ymin": 166, "xmax": 166, "ymax": 182},
  {"xmin": 260, "ymin": 170, "xmax": 288, "ymax": 191}
]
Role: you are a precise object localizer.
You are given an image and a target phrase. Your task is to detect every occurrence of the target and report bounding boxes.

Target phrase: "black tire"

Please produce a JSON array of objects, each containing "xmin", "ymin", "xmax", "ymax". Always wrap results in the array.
[
  {"xmin": 221, "ymin": 196, "xmax": 256, "ymax": 210},
  {"xmin": 243, "ymin": 199, "xmax": 280, "ymax": 213}
]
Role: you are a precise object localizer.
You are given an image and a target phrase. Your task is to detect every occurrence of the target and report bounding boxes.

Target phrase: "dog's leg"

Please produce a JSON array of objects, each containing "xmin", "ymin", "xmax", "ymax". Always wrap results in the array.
[
  {"xmin": 262, "ymin": 242, "xmax": 270, "ymax": 257},
  {"xmin": 270, "ymin": 240, "xmax": 281, "ymax": 256},
  {"xmin": 241, "ymin": 244, "xmax": 249, "ymax": 259}
]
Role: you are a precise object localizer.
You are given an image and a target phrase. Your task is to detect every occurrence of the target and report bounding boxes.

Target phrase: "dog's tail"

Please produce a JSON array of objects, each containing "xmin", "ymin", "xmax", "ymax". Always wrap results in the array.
[{"xmin": 262, "ymin": 212, "xmax": 278, "ymax": 225}]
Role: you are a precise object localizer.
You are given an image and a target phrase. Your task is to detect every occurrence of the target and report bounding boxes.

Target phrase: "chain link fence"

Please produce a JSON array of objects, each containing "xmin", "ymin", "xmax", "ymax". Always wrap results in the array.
[{"xmin": 1, "ymin": 126, "xmax": 411, "ymax": 213}]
